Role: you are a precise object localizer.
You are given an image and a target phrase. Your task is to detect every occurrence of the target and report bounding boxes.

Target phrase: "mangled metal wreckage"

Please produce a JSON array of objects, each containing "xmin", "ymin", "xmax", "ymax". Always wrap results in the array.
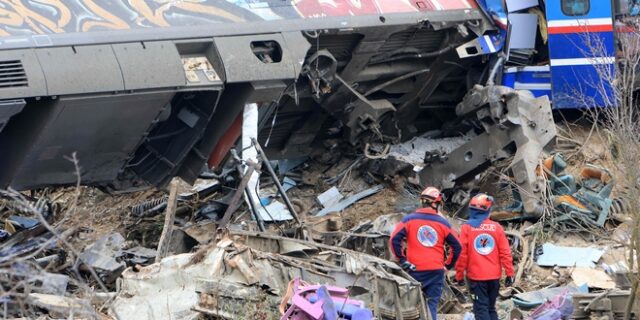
[
  {"xmin": 0, "ymin": 1, "xmax": 555, "ymax": 213},
  {"xmin": 111, "ymin": 231, "xmax": 427, "ymax": 320}
]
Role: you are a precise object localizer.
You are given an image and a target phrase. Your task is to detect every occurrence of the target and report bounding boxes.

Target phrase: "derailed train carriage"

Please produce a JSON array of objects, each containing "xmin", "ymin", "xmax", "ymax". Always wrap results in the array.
[{"xmin": 0, "ymin": 0, "xmax": 556, "ymax": 217}]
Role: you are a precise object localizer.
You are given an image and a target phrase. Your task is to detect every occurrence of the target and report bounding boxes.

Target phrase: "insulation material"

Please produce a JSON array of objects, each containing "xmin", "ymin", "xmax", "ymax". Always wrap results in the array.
[{"xmin": 571, "ymin": 267, "xmax": 616, "ymax": 289}]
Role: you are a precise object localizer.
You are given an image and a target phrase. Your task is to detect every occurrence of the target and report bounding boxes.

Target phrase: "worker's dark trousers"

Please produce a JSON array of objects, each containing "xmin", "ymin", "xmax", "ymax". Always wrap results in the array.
[
  {"xmin": 410, "ymin": 269, "xmax": 445, "ymax": 320},
  {"xmin": 468, "ymin": 279, "xmax": 500, "ymax": 320}
]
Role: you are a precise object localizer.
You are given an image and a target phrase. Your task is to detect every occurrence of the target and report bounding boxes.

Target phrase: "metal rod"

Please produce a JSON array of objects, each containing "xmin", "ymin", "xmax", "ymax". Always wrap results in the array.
[
  {"xmin": 217, "ymin": 159, "xmax": 258, "ymax": 231},
  {"xmin": 250, "ymin": 138, "xmax": 302, "ymax": 225},
  {"xmin": 244, "ymin": 185, "xmax": 266, "ymax": 232}
]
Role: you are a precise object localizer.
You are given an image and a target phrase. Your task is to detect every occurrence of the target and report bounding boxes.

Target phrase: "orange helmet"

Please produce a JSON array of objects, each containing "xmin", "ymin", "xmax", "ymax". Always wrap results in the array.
[
  {"xmin": 469, "ymin": 193, "xmax": 494, "ymax": 211},
  {"xmin": 420, "ymin": 186, "xmax": 442, "ymax": 204}
]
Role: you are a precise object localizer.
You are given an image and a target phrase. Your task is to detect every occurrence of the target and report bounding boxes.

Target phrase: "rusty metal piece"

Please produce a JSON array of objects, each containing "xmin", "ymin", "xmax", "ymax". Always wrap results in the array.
[{"xmin": 217, "ymin": 160, "xmax": 258, "ymax": 231}]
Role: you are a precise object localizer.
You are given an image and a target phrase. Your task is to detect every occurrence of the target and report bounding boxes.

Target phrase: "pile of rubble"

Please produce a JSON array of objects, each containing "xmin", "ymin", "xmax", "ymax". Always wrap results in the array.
[{"xmin": 0, "ymin": 126, "xmax": 637, "ymax": 320}]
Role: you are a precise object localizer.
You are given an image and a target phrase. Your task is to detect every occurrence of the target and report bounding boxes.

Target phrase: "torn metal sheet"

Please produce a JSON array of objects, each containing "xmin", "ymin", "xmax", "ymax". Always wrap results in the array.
[
  {"xmin": 420, "ymin": 86, "xmax": 557, "ymax": 218},
  {"xmin": 383, "ymin": 133, "xmax": 470, "ymax": 170},
  {"xmin": 179, "ymin": 179, "xmax": 221, "ymax": 199},
  {"xmin": 112, "ymin": 230, "xmax": 427, "ymax": 320},
  {"xmin": 79, "ymin": 233, "xmax": 126, "ymax": 282},
  {"xmin": 317, "ymin": 186, "xmax": 343, "ymax": 208},
  {"xmin": 256, "ymin": 200, "xmax": 294, "ymax": 222},
  {"xmin": 243, "ymin": 102, "xmax": 260, "ymax": 205},
  {"xmin": 536, "ymin": 243, "xmax": 605, "ymax": 268},
  {"xmin": 9, "ymin": 262, "xmax": 69, "ymax": 295},
  {"xmin": 316, "ymin": 185, "xmax": 384, "ymax": 217},
  {"xmin": 111, "ymin": 251, "xmax": 215, "ymax": 320},
  {"xmin": 338, "ymin": 213, "xmax": 404, "ymax": 259}
]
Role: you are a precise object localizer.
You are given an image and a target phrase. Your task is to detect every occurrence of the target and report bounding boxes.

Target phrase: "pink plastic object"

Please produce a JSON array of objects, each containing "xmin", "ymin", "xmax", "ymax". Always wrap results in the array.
[{"xmin": 280, "ymin": 279, "xmax": 365, "ymax": 320}]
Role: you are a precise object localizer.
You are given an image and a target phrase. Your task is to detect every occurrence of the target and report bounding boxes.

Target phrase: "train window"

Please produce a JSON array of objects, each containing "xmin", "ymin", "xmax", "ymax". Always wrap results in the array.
[{"xmin": 561, "ymin": 0, "xmax": 590, "ymax": 16}]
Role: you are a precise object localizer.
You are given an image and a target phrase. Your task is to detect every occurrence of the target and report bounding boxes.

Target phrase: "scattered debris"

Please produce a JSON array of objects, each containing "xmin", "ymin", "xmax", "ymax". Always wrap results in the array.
[
  {"xmin": 317, "ymin": 187, "xmax": 344, "ymax": 209},
  {"xmin": 572, "ymin": 290, "xmax": 640, "ymax": 320},
  {"xmin": 257, "ymin": 200, "xmax": 294, "ymax": 222},
  {"xmin": 317, "ymin": 185, "xmax": 384, "ymax": 217},
  {"xmin": 383, "ymin": 133, "xmax": 470, "ymax": 169},
  {"xmin": 338, "ymin": 213, "xmax": 403, "ymax": 259},
  {"xmin": 526, "ymin": 289, "xmax": 575, "ymax": 320},
  {"xmin": 79, "ymin": 232, "xmax": 126, "ymax": 283},
  {"xmin": 420, "ymin": 85, "xmax": 557, "ymax": 219},
  {"xmin": 495, "ymin": 154, "xmax": 615, "ymax": 230},
  {"xmin": 512, "ymin": 285, "xmax": 588, "ymax": 309},
  {"xmin": 0, "ymin": 117, "xmax": 635, "ymax": 320},
  {"xmin": 27, "ymin": 293, "xmax": 94, "ymax": 318},
  {"xmin": 112, "ymin": 231, "xmax": 427, "ymax": 320},
  {"xmin": 120, "ymin": 246, "xmax": 157, "ymax": 266}
]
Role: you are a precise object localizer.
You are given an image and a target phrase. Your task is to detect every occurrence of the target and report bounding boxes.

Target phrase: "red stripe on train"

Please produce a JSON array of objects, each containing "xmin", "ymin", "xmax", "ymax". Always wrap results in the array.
[{"xmin": 548, "ymin": 25, "xmax": 614, "ymax": 34}]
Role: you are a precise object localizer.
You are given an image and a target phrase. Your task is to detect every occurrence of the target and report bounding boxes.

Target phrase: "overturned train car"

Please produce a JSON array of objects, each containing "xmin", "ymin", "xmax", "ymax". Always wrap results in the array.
[{"xmin": 0, "ymin": 0, "xmax": 520, "ymax": 192}]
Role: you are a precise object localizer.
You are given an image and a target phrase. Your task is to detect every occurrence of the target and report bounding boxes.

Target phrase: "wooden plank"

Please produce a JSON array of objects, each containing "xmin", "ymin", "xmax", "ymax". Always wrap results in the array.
[{"xmin": 156, "ymin": 179, "xmax": 179, "ymax": 260}]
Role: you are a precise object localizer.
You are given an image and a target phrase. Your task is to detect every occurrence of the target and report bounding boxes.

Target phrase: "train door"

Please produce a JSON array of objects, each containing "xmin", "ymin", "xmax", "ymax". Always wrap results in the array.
[{"xmin": 546, "ymin": 0, "xmax": 616, "ymax": 108}]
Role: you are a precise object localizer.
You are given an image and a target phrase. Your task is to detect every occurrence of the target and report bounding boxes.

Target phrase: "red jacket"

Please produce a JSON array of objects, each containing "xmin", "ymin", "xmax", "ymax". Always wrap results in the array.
[
  {"xmin": 390, "ymin": 208, "xmax": 461, "ymax": 271},
  {"xmin": 455, "ymin": 218, "xmax": 514, "ymax": 281}
]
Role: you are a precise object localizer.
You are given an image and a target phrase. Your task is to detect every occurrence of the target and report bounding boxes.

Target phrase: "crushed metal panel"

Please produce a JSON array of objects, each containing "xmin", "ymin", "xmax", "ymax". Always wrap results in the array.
[
  {"xmin": 112, "ymin": 41, "xmax": 186, "ymax": 90},
  {"xmin": 36, "ymin": 45, "xmax": 124, "ymax": 95},
  {"xmin": 420, "ymin": 86, "xmax": 557, "ymax": 217},
  {"xmin": 234, "ymin": 231, "xmax": 428, "ymax": 319},
  {"xmin": 10, "ymin": 92, "xmax": 173, "ymax": 189},
  {"xmin": 572, "ymin": 290, "xmax": 639, "ymax": 319},
  {"xmin": 113, "ymin": 232, "xmax": 428, "ymax": 319},
  {"xmin": 0, "ymin": 99, "xmax": 25, "ymax": 132}
]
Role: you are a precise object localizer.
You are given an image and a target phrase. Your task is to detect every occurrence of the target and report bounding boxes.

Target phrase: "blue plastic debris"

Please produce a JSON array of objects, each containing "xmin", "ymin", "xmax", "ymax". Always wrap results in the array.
[
  {"xmin": 282, "ymin": 177, "xmax": 296, "ymax": 193},
  {"xmin": 8, "ymin": 216, "xmax": 39, "ymax": 229}
]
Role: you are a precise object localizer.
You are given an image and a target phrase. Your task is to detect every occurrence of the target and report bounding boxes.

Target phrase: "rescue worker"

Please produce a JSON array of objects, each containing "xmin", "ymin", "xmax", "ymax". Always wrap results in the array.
[
  {"xmin": 455, "ymin": 193, "xmax": 514, "ymax": 320},
  {"xmin": 390, "ymin": 186, "xmax": 461, "ymax": 320}
]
